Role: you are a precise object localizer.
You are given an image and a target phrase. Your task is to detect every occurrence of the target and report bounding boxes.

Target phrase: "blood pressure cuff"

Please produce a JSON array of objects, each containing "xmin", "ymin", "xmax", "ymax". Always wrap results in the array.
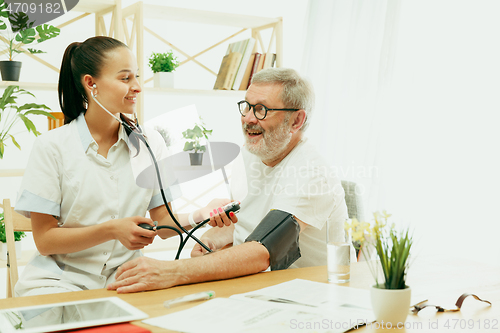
[{"xmin": 245, "ymin": 209, "xmax": 301, "ymax": 271}]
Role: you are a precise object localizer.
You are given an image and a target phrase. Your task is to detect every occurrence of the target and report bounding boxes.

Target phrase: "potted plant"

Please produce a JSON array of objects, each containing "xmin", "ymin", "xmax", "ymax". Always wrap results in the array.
[
  {"xmin": 148, "ymin": 50, "xmax": 179, "ymax": 88},
  {"xmin": 182, "ymin": 120, "xmax": 212, "ymax": 166},
  {"xmin": 0, "ymin": 85, "xmax": 55, "ymax": 158},
  {"xmin": 0, "ymin": 1, "xmax": 61, "ymax": 81},
  {"xmin": 345, "ymin": 211, "xmax": 413, "ymax": 325},
  {"xmin": 0, "ymin": 211, "xmax": 26, "ymax": 260}
]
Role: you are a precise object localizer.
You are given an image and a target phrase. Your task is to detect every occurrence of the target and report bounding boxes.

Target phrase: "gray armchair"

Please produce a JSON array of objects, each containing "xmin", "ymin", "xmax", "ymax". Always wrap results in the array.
[
  {"xmin": 341, "ymin": 180, "xmax": 365, "ymax": 222},
  {"xmin": 340, "ymin": 180, "xmax": 369, "ymax": 261}
]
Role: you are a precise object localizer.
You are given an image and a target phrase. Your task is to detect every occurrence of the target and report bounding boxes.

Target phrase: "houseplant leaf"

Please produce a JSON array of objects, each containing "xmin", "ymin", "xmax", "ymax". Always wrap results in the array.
[
  {"xmin": 27, "ymin": 48, "xmax": 45, "ymax": 54},
  {"xmin": 9, "ymin": 11, "xmax": 32, "ymax": 32},
  {"xmin": 15, "ymin": 28, "xmax": 36, "ymax": 44},
  {"xmin": 183, "ymin": 142, "xmax": 194, "ymax": 151},
  {"xmin": 18, "ymin": 113, "xmax": 37, "ymax": 134},
  {"xmin": 24, "ymin": 110, "xmax": 54, "ymax": 119},
  {"xmin": 0, "ymin": 85, "xmax": 17, "ymax": 109},
  {"xmin": 18, "ymin": 102, "xmax": 51, "ymax": 113},
  {"xmin": 0, "ymin": 0, "xmax": 9, "ymax": 20},
  {"xmin": 9, "ymin": 134, "xmax": 20, "ymax": 150},
  {"xmin": 36, "ymin": 24, "xmax": 60, "ymax": 42}
]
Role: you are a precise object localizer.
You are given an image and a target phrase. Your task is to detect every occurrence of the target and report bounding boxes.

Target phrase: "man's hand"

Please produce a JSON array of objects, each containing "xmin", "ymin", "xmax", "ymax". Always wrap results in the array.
[
  {"xmin": 190, "ymin": 238, "xmax": 217, "ymax": 257},
  {"xmin": 107, "ymin": 257, "xmax": 185, "ymax": 293},
  {"xmin": 108, "ymin": 242, "xmax": 271, "ymax": 294}
]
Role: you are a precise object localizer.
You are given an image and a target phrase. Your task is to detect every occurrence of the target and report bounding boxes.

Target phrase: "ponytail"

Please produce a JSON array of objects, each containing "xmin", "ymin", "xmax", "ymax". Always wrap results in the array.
[
  {"xmin": 58, "ymin": 42, "xmax": 86, "ymax": 124},
  {"xmin": 58, "ymin": 36, "xmax": 128, "ymax": 125}
]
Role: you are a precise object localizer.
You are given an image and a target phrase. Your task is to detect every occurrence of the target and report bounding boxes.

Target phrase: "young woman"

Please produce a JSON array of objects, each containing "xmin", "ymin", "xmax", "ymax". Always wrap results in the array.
[{"xmin": 14, "ymin": 36, "xmax": 236, "ymax": 298}]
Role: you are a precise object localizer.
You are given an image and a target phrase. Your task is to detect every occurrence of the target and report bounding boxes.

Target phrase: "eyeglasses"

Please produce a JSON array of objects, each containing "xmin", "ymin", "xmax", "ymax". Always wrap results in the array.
[
  {"xmin": 410, "ymin": 293, "xmax": 491, "ymax": 314},
  {"xmin": 237, "ymin": 100, "xmax": 299, "ymax": 120}
]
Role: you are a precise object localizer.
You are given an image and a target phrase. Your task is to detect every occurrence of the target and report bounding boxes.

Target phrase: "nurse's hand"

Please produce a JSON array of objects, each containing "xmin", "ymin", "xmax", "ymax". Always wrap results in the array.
[
  {"xmin": 112, "ymin": 216, "xmax": 157, "ymax": 250},
  {"xmin": 199, "ymin": 199, "xmax": 239, "ymax": 228}
]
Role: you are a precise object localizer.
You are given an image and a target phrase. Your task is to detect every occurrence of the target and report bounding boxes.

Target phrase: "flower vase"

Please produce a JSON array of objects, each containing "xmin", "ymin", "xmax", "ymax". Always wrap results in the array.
[{"xmin": 370, "ymin": 285, "xmax": 411, "ymax": 326}]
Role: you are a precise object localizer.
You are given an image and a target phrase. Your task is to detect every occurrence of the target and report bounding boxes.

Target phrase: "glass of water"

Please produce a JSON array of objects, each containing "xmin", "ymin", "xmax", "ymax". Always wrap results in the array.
[{"xmin": 327, "ymin": 218, "xmax": 351, "ymax": 283}]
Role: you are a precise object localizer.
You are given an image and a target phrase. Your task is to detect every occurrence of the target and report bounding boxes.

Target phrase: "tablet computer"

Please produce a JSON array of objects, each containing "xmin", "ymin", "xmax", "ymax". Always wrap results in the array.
[{"xmin": 0, "ymin": 297, "xmax": 148, "ymax": 333}]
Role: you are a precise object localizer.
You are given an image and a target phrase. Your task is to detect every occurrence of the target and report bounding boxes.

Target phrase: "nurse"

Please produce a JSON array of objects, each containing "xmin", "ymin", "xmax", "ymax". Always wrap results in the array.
[{"xmin": 14, "ymin": 36, "xmax": 235, "ymax": 297}]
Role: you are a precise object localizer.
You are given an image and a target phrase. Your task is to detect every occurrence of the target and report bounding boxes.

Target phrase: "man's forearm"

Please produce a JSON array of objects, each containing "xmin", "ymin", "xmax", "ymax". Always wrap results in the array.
[
  {"xmin": 180, "ymin": 241, "xmax": 270, "ymax": 284},
  {"xmin": 108, "ymin": 241, "xmax": 270, "ymax": 293}
]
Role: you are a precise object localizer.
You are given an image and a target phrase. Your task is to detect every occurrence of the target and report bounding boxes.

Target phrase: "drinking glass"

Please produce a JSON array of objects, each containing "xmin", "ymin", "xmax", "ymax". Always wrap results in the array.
[{"xmin": 327, "ymin": 218, "xmax": 351, "ymax": 283}]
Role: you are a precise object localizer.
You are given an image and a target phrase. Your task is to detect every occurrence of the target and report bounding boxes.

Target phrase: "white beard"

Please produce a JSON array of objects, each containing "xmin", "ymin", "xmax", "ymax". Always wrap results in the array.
[{"xmin": 243, "ymin": 116, "xmax": 292, "ymax": 162}]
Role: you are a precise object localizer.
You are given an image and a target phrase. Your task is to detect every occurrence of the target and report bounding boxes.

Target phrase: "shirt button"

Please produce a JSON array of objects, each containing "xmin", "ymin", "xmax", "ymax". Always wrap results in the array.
[
  {"xmin": 100, "ymin": 276, "xmax": 104, "ymax": 280},
  {"xmin": 103, "ymin": 252, "xmax": 107, "ymax": 255},
  {"xmin": 111, "ymin": 215, "xmax": 115, "ymax": 219}
]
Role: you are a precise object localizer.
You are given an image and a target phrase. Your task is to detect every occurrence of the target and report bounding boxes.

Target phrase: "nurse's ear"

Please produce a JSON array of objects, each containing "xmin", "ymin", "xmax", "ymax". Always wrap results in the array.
[{"xmin": 83, "ymin": 75, "xmax": 96, "ymax": 96}]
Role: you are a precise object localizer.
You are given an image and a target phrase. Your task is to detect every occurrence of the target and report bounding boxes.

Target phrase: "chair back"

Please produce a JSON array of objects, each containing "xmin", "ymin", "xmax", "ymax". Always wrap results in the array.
[
  {"xmin": 341, "ymin": 180, "xmax": 365, "ymax": 222},
  {"xmin": 1, "ymin": 199, "xmax": 32, "ymax": 298},
  {"xmin": 48, "ymin": 112, "xmax": 65, "ymax": 131}
]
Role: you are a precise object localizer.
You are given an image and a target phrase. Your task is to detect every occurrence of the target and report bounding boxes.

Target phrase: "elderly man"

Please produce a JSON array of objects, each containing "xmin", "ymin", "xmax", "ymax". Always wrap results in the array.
[{"xmin": 107, "ymin": 68, "xmax": 347, "ymax": 293}]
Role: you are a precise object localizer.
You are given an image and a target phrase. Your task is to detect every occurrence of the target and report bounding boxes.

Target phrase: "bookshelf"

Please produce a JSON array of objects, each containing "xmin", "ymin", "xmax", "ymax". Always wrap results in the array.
[{"xmin": 121, "ymin": 2, "xmax": 283, "ymax": 122}]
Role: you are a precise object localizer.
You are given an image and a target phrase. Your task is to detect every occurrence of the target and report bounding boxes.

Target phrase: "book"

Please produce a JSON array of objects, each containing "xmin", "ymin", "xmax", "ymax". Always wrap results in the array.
[
  {"xmin": 213, "ymin": 52, "xmax": 242, "ymax": 90},
  {"xmin": 263, "ymin": 52, "xmax": 276, "ymax": 69},
  {"xmin": 256, "ymin": 52, "xmax": 266, "ymax": 72},
  {"xmin": 232, "ymin": 38, "xmax": 256, "ymax": 89},
  {"xmin": 246, "ymin": 53, "xmax": 261, "ymax": 89},
  {"xmin": 238, "ymin": 53, "xmax": 256, "ymax": 90}
]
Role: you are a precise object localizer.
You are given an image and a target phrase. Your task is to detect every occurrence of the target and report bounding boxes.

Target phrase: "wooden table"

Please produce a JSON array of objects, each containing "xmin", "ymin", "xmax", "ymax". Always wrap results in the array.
[{"xmin": 0, "ymin": 255, "xmax": 498, "ymax": 332}]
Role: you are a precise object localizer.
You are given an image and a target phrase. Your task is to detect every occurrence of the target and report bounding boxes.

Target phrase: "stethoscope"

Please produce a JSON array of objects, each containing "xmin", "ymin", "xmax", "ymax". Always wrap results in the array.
[{"xmin": 90, "ymin": 84, "xmax": 214, "ymax": 259}]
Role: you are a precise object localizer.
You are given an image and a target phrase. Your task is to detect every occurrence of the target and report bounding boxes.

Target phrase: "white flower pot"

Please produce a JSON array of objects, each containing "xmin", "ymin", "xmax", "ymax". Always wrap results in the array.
[
  {"xmin": 0, "ymin": 241, "xmax": 22, "ymax": 261},
  {"xmin": 153, "ymin": 72, "xmax": 174, "ymax": 89},
  {"xmin": 370, "ymin": 285, "xmax": 411, "ymax": 326}
]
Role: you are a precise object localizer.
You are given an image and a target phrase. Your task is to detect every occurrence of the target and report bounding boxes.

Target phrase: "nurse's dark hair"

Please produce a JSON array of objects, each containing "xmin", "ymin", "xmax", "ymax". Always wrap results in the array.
[{"xmin": 58, "ymin": 36, "xmax": 136, "ymax": 131}]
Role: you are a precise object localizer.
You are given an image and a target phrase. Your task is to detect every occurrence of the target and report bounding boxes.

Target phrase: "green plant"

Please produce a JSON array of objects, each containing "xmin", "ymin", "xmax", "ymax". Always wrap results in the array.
[
  {"xmin": 148, "ymin": 50, "xmax": 179, "ymax": 73},
  {"xmin": 182, "ymin": 121, "xmax": 212, "ymax": 153},
  {"xmin": 0, "ymin": 85, "xmax": 55, "ymax": 158},
  {"xmin": 0, "ymin": 0, "xmax": 60, "ymax": 61},
  {"xmin": 345, "ymin": 211, "xmax": 413, "ymax": 289},
  {"xmin": 0, "ymin": 212, "xmax": 26, "ymax": 243}
]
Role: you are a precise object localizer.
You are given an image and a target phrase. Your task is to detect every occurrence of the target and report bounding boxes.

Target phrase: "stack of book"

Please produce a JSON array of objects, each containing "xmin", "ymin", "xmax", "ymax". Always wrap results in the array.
[{"xmin": 213, "ymin": 38, "xmax": 276, "ymax": 91}]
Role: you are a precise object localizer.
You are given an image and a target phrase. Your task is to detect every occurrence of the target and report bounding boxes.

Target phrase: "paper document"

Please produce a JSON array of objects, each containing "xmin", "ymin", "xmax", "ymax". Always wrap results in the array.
[{"xmin": 143, "ymin": 279, "xmax": 374, "ymax": 333}]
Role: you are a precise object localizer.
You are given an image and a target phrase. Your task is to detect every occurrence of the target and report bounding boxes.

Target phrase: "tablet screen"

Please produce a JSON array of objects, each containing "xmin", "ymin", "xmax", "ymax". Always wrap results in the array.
[{"xmin": 0, "ymin": 297, "xmax": 148, "ymax": 333}]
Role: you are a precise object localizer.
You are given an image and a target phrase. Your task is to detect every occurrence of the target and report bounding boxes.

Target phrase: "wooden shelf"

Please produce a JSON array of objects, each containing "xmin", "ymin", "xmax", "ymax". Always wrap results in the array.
[
  {"xmin": 144, "ymin": 87, "xmax": 246, "ymax": 95},
  {"xmin": 0, "ymin": 82, "xmax": 57, "ymax": 90},
  {"xmin": 140, "ymin": 4, "xmax": 280, "ymax": 29},
  {"xmin": 73, "ymin": 0, "xmax": 117, "ymax": 14},
  {"xmin": 0, "ymin": 81, "xmax": 246, "ymax": 95},
  {"xmin": 0, "ymin": 169, "xmax": 24, "ymax": 177}
]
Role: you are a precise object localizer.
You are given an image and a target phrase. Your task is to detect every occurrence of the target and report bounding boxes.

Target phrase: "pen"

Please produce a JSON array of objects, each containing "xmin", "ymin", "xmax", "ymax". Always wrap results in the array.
[{"xmin": 164, "ymin": 291, "xmax": 216, "ymax": 308}]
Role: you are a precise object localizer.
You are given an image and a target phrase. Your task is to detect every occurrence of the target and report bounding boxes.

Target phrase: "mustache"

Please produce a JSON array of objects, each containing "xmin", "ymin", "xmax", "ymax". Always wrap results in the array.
[{"xmin": 243, "ymin": 123, "xmax": 265, "ymax": 133}]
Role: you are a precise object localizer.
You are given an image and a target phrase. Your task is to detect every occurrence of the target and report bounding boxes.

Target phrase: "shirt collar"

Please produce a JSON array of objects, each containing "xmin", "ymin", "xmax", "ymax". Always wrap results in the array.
[{"xmin": 75, "ymin": 113, "xmax": 129, "ymax": 152}]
